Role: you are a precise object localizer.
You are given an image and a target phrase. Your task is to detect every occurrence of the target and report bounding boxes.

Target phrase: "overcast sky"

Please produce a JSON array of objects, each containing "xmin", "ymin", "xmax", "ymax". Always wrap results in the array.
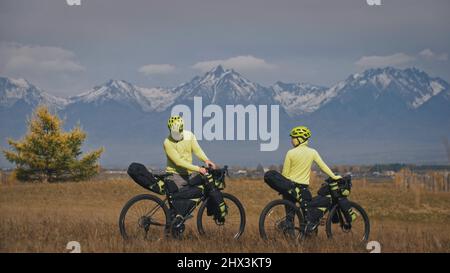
[{"xmin": 0, "ymin": 0, "xmax": 449, "ymax": 97}]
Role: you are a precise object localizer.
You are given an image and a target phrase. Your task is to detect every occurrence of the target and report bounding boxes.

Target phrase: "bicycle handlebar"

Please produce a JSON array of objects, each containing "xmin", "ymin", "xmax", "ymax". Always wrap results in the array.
[
  {"xmin": 326, "ymin": 174, "xmax": 351, "ymax": 183},
  {"xmin": 200, "ymin": 165, "xmax": 229, "ymax": 177}
]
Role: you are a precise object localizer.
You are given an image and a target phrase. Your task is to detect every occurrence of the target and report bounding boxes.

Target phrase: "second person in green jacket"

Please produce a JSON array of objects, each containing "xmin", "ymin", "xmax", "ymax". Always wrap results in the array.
[{"xmin": 264, "ymin": 126, "xmax": 341, "ymax": 235}]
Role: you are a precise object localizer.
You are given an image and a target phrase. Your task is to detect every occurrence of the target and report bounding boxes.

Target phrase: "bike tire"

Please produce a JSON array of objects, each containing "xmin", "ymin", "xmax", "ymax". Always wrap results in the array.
[
  {"xmin": 196, "ymin": 192, "xmax": 246, "ymax": 239},
  {"xmin": 259, "ymin": 199, "xmax": 303, "ymax": 240},
  {"xmin": 325, "ymin": 201, "xmax": 370, "ymax": 242},
  {"xmin": 119, "ymin": 194, "xmax": 170, "ymax": 240}
]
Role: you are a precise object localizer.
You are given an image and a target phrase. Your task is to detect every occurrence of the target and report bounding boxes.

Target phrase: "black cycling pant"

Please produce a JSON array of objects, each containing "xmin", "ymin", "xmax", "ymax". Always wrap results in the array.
[{"xmin": 264, "ymin": 170, "xmax": 312, "ymax": 223}]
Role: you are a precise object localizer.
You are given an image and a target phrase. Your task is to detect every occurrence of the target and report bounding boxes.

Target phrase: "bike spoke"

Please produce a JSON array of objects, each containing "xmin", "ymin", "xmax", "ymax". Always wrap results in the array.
[
  {"xmin": 263, "ymin": 203, "xmax": 301, "ymax": 241},
  {"xmin": 122, "ymin": 197, "xmax": 167, "ymax": 241},
  {"xmin": 329, "ymin": 205, "xmax": 368, "ymax": 243},
  {"xmin": 199, "ymin": 196, "xmax": 244, "ymax": 239}
]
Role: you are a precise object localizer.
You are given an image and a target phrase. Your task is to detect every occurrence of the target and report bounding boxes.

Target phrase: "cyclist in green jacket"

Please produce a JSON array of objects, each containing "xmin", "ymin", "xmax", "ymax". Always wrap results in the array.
[
  {"xmin": 264, "ymin": 126, "xmax": 341, "ymax": 235},
  {"xmin": 164, "ymin": 115, "xmax": 216, "ymax": 188},
  {"xmin": 164, "ymin": 115, "xmax": 227, "ymax": 225}
]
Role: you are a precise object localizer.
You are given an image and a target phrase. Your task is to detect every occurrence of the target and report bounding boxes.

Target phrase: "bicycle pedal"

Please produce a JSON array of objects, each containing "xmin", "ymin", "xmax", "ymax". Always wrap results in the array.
[{"xmin": 214, "ymin": 218, "xmax": 225, "ymax": 225}]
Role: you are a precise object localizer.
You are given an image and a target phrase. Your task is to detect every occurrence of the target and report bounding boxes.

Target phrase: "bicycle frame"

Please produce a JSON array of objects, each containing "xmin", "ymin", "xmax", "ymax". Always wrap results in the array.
[
  {"xmin": 164, "ymin": 193, "xmax": 208, "ymax": 219},
  {"xmin": 149, "ymin": 166, "xmax": 231, "ymax": 229},
  {"xmin": 286, "ymin": 183, "xmax": 352, "ymax": 228},
  {"xmin": 162, "ymin": 174, "xmax": 226, "ymax": 226}
]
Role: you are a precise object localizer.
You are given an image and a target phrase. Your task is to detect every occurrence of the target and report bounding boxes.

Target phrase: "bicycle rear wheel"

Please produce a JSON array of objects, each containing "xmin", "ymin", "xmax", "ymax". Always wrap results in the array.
[
  {"xmin": 325, "ymin": 201, "xmax": 370, "ymax": 242},
  {"xmin": 197, "ymin": 192, "xmax": 246, "ymax": 239},
  {"xmin": 259, "ymin": 199, "xmax": 304, "ymax": 241},
  {"xmin": 119, "ymin": 194, "xmax": 169, "ymax": 241}
]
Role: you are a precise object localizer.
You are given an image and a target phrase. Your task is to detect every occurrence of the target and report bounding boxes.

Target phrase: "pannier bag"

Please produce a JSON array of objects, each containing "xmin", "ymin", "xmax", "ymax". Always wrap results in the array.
[
  {"xmin": 324, "ymin": 176, "xmax": 357, "ymax": 223},
  {"xmin": 337, "ymin": 176, "xmax": 352, "ymax": 197},
  {"xmin": 127, "ymin": 162, "xmax": 165, "ymax": 195},
  {"xmin": 337, "ymin": 198, "xmax": 357, "ymax": 223},
  {"xmin": 209, "ymin": 169, "xmax": 226, "ymax": 190},
  {"xmin": 202, "ymin": 174, "xmax": 228, "ymax": 220},
  {"xmin": 206, "ymin": 186, "xmax": 228, "ymax": 220}
]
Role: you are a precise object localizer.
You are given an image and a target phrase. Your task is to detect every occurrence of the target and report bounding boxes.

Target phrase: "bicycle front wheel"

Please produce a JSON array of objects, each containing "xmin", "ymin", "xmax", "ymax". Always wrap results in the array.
[
  {"xmin": 259, "ymin": 199, "xmax": 304, "ymax": 241},
  {"xmin": 325, "ymin": 201, "xmax": 370, "ymax": 242},
  {"xmin": 119, "ymin": 194, "xmax": 169, "ymax": 241},
  {"xmin": 197, "ymin": 192, "xmax": 246, "ymax": 240}
]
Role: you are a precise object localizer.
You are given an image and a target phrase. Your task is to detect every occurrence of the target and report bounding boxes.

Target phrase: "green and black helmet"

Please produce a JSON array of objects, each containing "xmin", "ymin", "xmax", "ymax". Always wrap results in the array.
[
  {"xmin": 167, "ymin": 115, "xmax": 184, "ymax": 141},
  {"xmin": 290, "ymin": 126, "xmax": 311, "ymax": 144},
  {"xmin": 167, "ymin": 115, "xmax": 184, "ymax": 131}
]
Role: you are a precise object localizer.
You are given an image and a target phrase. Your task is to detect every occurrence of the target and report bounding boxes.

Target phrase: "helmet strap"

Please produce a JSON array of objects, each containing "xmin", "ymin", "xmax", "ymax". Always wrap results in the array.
[{"xmin": 296, "ymin": 137, "xmax": 308, "ymax": 146}]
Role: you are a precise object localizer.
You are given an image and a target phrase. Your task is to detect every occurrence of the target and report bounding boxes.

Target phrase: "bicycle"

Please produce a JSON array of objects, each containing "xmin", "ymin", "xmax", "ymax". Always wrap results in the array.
[
  {"xmin": 119, "ymin": 165, "xmax": 246, "ymax": 240},
  {"xmin": 259, "ymin": 175, "xmax": 370, "ymax": 242}
]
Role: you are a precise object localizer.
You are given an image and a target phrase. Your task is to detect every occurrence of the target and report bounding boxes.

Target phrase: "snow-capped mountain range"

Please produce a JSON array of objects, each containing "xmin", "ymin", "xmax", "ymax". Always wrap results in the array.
[
  {"xmin": 1, "ymin": 65, "xmax": 448, "ymax": 116},
  {"xmin": 1, "ymin": 65, "xmax": 449, "ymax": 167},
  {"xmin": 0, "ymin": 77, "xmax": 67, "ymax": 110},
  {"xmin": 272, "ymin": 81, "xmax": 330, "ymax": 116},
  {"xmin": 69, "ymin": 79, "xmax": 176, "ymax": 112},
  {"xmin": 173, "ymin": 65, "xmax": 276, "ymax": 106},
  {"xmin": 327, "ymin": 67, "xmax": 449, "ymax": 109}
]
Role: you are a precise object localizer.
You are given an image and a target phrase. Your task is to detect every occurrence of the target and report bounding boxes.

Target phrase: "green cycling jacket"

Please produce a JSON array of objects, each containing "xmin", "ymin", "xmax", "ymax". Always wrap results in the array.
[
  {"xmin": 163, "ymin": 130, "xmax": 209, "ymax": 175},
  {"xmin": 282, "ymin": 141, "xmax": 341, "ymax": 185}
]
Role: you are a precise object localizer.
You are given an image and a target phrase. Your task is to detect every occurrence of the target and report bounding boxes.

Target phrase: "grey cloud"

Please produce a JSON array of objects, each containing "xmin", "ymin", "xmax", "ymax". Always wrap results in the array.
[
  {"xmin": 0, "ymin": 0, "xmax": 449, "ymax": 94},
  {"xmin": 0, "ymin": 42, "xmax": 85, "ymax": 74},
  {"xmin": 419, "ymin": 49, "xmax": 448, "ymax": 61},
  {"xmin": 355, "ymin": 53, "xmax": 415, "ymax": 68}
]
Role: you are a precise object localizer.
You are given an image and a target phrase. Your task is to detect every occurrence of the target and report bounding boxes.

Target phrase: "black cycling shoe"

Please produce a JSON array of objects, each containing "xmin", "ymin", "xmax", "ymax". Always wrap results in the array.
[
  {"xmin": 214, "ymin": 216, "xmax": 226, "ymax": 225},
  {"xmin": 170, "ymin": 215, "xmax": 186, "ymax": 239}
]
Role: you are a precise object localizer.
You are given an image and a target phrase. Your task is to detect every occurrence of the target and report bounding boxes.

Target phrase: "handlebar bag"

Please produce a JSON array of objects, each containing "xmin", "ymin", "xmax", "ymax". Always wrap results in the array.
[{"xmin": 337, "ymin": 177, "xmax": 352, "ymax": 197}]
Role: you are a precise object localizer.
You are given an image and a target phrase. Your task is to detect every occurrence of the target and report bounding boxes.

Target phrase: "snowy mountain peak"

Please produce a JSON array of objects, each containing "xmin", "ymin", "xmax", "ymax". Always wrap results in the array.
[
  {"xmin": 0, "ymin": 76, "xmax": 67, "ymax": 109},
  {"xmin": 7, "ymin": 77, "xmax": 31, "ymax": 89},
  {"xmin": 174, "ymin": 65, "xmax": 274, "ymax": 105},
  {"xmin": 274, "ymin": 67, "xmax": 449, "ymax": 117},
  {"xmin": 273, "ymin": 81, "xmax": 327, "ymax": 93},
  {"xmin": 105, "ymin": 79, "xmax": 134, "ymax": 90},
  {"xmin": 200, "ymin": 65, "xmax": 246, "ymax": 85},
  {"xmin": 69, "ymin": 79, "xmax": 175, "ymax": 112},
  {"xmin": 272, "ymin": 81, "xmax": 330, "ymax": 116},
  {"xmin": 328, "ymin": 67, "xmax": 450, "ymax": 109},
  {"xmin": 209, "ymin": 65, "xmax": 225, "ymax": 76},
  {"xmin": 70, "ymin": 79, "xmax": 139, "ymax": 104}
]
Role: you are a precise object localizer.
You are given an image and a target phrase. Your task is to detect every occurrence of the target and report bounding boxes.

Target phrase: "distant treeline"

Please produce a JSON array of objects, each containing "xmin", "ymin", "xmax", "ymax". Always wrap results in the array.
[{"xmin": 369, "ymin": 164, "xmax": 450, "ymax": 173}]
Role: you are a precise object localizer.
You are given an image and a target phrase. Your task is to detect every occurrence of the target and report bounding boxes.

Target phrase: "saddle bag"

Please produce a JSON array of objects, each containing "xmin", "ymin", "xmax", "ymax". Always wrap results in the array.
[{"xmin": 127, "ymin": 162, "xmax": 165, "ymax": 195}]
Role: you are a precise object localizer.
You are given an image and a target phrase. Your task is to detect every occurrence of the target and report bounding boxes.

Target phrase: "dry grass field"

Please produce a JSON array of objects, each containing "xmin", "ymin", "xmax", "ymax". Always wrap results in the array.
[{"xmin": 1, "ymin": 176, "xmax": 450, "ymax": 253}]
